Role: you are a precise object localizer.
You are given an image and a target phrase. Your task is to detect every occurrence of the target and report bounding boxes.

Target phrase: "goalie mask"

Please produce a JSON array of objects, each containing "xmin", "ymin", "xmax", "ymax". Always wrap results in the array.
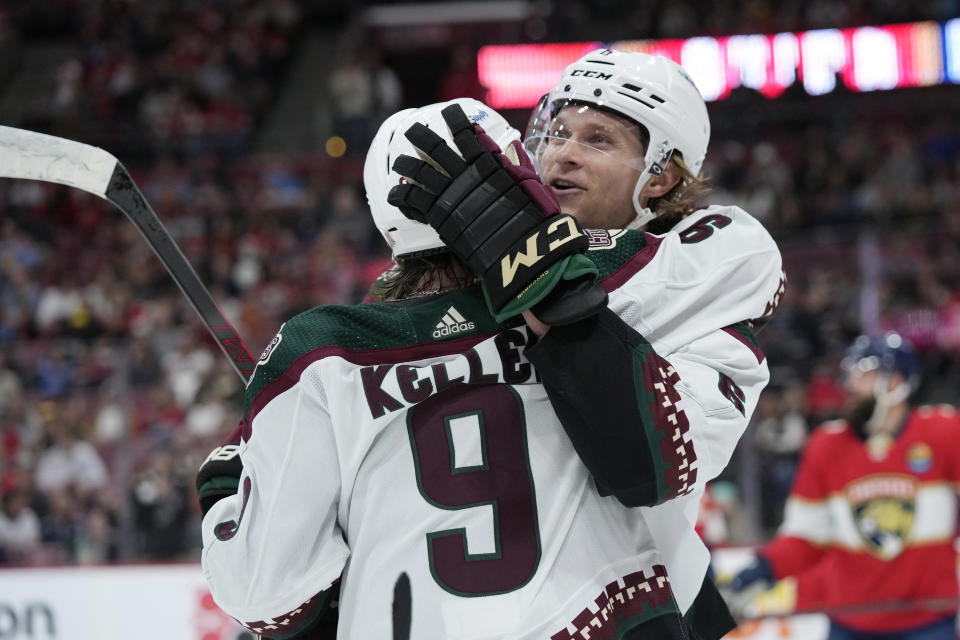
[
  {"xmin": 524, "ymin": 49, "xmax": 710, "ymax": 229},
  {"xmin": 364, "ymin": 98, "xmax": 522, "ymax": 258}
]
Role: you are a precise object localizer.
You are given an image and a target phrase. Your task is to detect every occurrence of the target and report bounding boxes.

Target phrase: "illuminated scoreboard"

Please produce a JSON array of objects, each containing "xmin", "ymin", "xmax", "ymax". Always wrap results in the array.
[{"xmin": 478, "ymin": 19, "xmax": 960, "ymax": 109}]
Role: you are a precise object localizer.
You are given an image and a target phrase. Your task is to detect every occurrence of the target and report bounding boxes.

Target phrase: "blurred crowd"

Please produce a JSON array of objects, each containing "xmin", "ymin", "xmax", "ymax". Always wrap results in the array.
[
  {"xmin": 2, "ymin": 0, "xmax": 960, "ymax": 564},
  {"xmin": 537, "ymin": 0, "xmax": 960, "ymax": 41},
  {"xmin": 9, "ymin": 0, "xmax": 303, "ymax": 160}
]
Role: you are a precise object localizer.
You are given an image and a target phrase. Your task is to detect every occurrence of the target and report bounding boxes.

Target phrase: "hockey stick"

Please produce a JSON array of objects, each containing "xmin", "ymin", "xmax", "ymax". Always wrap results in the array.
[
  {"xmin": 0, "ymin": 125, "xmax": 255, "ymax": 383},
  {"xmin": 392, "ymin": 572, "xmax": 412, "ymax": 640},
  {"xmin": 0, "ymin": 126, "xmax": 412, "ymax": 640},
  {"xmin": 742, "ymin": 594, "xmax": 958, "ymax": 621}
]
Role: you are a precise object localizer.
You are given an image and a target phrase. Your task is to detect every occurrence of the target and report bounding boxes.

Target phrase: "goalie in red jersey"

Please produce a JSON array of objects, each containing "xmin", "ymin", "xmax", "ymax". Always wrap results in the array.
[{"xmin": 723, "ymin": 333, "xmax": 960, "ymax": 640}]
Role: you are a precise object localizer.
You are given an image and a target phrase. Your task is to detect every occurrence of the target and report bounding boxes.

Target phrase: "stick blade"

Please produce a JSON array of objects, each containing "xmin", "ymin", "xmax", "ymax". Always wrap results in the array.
[
  {"xmin": 0, "ymin": 125, "xmax": 116, "ymax": 197},
  {"xmin": 392, "ymin": 572, "xmax": 412, "ymax": 640}
]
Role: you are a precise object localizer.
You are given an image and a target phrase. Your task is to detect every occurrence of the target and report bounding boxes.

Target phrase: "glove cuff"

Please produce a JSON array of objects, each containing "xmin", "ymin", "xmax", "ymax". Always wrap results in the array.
[
  {"xmin": 530, "ymin": 269, "xmax": 608, "ymax": 326},
  {"xmin": 484, "ymin": 252, "xmax": 599, "ymax": 323}
]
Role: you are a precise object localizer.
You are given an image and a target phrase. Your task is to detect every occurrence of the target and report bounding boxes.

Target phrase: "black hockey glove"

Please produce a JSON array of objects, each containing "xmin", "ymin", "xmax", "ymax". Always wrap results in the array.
[
  {"xmin": 387, "ymin": 104, "xmax": 607, "ymax": 324},
  {"xmin": 196, "ymin": 422, "xmax": 244, "ymax": 516}
]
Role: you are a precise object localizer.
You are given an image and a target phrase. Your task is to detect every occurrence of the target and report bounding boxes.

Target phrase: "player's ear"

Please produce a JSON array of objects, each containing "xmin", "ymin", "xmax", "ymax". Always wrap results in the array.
[{"xmin": 641, "ymin": 161, "xmax": 682, "ymax": 199}]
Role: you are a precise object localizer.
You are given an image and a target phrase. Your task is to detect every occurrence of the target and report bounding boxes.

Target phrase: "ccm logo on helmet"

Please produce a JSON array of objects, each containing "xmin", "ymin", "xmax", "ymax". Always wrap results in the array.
[{"xmin": 570, "ymin": 69, "xmax": 612, "ymax": 80}]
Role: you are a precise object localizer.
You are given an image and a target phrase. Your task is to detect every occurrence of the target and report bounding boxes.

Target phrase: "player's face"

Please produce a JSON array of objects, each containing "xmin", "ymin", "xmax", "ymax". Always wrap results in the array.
[
  {"xmin": 843, "ymin": 368, "xmax": 879, "ymax": 430},
  {"xmin": 844, "ymin": 367, "xmax": 878, "ymax": 402},
  {"xmin": 842, "ymin": 366, "xmax": 904, "ymax": 427},
  {"xmin": 538, "ymin": 106, "xmax": 646, "ymax": 229},
  {"xmin": 844, "ymin": 366, "xmax": 902, "ymax": 401}
]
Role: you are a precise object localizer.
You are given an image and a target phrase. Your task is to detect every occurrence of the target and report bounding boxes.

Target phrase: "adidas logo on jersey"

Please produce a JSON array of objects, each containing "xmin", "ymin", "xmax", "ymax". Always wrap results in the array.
[{"xmin": 433, "ymin": 306, "xmax": 476, "ymax": 339}]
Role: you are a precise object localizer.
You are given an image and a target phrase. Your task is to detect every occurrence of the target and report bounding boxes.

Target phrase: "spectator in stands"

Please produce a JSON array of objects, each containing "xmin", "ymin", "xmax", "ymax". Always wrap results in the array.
[
  {"xmin": 0, "ymin": 484, "xmax": 41, "ymax": 564},
  {"xmin": 33, "ymin": 409, "xmax": 108, "ymax": 499},
  {"xmin": 33, "ymin": 342, "xmax": 75, "ymax": 397},
  {"xmin": 38, "ymin": 487, "xmax": 81, "ymax": 564},
  {"xmin": 131, "ymin": 447, "xmax": 193, "ymax": 560},
  {"xmin": 161, "ymin": 331, "xmax": 215, "ymax": 408},
  {"xmin": 329, "ymin": 53, "xmax": 378, "ymax": 155},
  {"xmin": 0, "ymin": 350, "xmax": 23, "ymax": 414},
  {"xmin": 75, "ymin": 503, "xmax": 119, "ymax": 565},
  {"xmin": 753, "ymin": 383, "xmax": 809, "ymax": 532}
]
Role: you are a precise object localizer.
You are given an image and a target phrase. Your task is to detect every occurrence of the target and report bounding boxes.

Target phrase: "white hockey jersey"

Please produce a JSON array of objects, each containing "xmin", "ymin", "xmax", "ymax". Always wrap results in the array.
[{"xmin": 201, "ymin": 205, "xmax": 783, "ymax": 639}]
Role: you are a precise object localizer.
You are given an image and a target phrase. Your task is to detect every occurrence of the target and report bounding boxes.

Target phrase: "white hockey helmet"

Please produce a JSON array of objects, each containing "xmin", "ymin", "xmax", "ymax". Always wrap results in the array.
[
  {"xmin": 524, "ymin": 49, "xmax": 710, "ymax": 228},
  {"xmin": 364, "ymin": 98, "xmax": 522, "ymax": 258}
]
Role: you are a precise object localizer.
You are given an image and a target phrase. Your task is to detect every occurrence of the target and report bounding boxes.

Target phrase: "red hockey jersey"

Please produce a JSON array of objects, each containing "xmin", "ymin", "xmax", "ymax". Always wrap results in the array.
[{"xmin": 762, "ymin": 405, "xmax": 960, "ymax": 632}]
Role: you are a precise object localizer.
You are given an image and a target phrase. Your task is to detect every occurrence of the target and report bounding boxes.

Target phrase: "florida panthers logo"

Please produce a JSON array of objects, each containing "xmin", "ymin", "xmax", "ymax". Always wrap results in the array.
[{"xmin": 847, "ymin": 474, "xmax": 917, "ymax": 560}]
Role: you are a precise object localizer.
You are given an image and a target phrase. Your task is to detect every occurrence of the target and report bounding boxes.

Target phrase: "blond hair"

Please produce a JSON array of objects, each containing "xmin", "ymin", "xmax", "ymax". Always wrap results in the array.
[{"xmin": 644, "ymin": 153, "xmax": 712, "ymax": 235}]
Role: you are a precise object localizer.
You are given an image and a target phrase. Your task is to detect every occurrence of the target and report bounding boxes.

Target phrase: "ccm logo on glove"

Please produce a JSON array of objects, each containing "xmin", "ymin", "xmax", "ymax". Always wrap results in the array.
[{"xmin": 502, "ymin": 216, "xmax": 584, "ymax": 287}]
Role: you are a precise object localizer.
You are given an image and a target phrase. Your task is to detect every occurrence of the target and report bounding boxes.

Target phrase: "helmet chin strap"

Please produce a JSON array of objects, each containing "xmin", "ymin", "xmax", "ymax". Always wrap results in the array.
[
  {"xmin": 864, "ymin": 372, "xmax": 912, "ymax": 437},
  {"xmin": 625, "ymin": 145, "xmax": 674, "ymax": 231},
  {"xmin": 625, "ymin": 170, "xmax": 657, "ymax": 230}
]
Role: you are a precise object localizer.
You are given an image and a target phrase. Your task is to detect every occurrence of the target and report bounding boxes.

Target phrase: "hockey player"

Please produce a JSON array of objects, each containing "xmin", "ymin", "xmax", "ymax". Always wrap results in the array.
[
  {"xmin": 389, "ymin": 47, "xmax": 787, "ymax": 629},
  {"xmin": 199, "ymin": 51, "xmax": 783, "ymax": 639},
  {"xmin": 723, "ymin": 333, "xmax": 960, "ymax": 639},
  {"xmin": 198, "ymin": 87, "xmax": 781, "ymax": 637}
]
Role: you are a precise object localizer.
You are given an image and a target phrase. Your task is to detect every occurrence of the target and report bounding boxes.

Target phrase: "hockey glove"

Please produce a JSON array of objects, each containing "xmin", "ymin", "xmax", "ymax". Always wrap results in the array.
[
  {"xmin": 387, "ymin": 103, "xmax": 606, "ymax": 324},
  {"xmin": 196, "ymin": 422, "xmax": 245, "ymax": 516},
  {"xmin": 717, "ymin": 555, "xmax": 777, "ymax": 620},
  {"xmin": 745, "ymin": 577, "xmax": 798, "ymax": 618}
]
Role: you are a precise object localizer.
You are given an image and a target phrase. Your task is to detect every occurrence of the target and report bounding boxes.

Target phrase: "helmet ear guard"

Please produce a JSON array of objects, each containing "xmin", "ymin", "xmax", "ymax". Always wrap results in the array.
[
  {"xmin": 524, "ymin": 49, "xmax": 710, "ymax": 228},
  {"xmin": 364, "ymin": 98, "xmax": 522, "ymax": 258}
]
